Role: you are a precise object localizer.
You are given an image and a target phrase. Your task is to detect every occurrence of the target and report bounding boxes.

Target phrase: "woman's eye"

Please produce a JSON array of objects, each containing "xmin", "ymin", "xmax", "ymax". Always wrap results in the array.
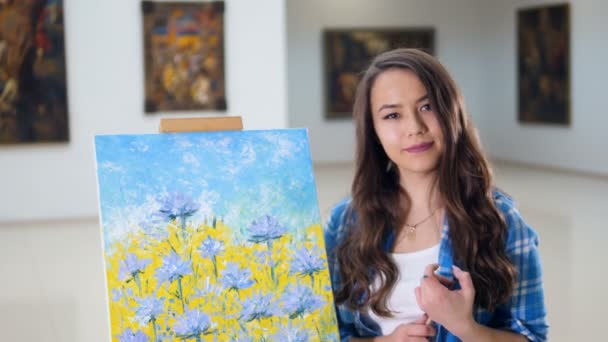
[
  {"xmin": 384, "ymin": 112, "xmax": 399, "ymax": 120},
  {"xmin": 420, "ymin": 104, "xmax": 432, "ymax": 112}
]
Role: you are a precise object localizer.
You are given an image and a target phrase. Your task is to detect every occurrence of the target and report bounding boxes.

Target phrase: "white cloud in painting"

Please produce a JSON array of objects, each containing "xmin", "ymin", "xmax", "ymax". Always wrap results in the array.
[
  {"xmin": 222, "ymin": 205, "xmax": 242, "ymax": 234},
  {"xmin": 289, "ymin": 178, "xmax": 304, "ymax": 191},
  {"xmin": 259, "ymin": 183, "xmax": 280, "ymax": 205},
  {"xmin": 173, "ymin": 136, "xmax": 194, "ymax": 149},
  {"xmin": 129, "ymin": 140, "xmax": 150, "ymax": 153},
  {"xmin": 125, "ymin": 190, "xmax": 138, "ymax": 201},
  {"xmin": 216, "ymin": 145, "xmax": 254, "ymax": 178},
  {"xmin": 240, "ymin": 143, "xmax": 256, "ymax": 164},
  {"xmin": 220, "ymin": 142, "xmax": 257, "ymax": 178},
  {"xmin": 183, "ymin": 152, "xmax": 200, "ymax": 167},
  {"xmin": 100, "ymin": 161, "xmax": 124, "ymax": 173},
  {"xmin": 193, "ymin": 190, "xmax": 220, "ymax": 222},
  {"xmin": 199, "ymin": 136, "xmax": 232, "ymax": 155},
  {"xmin": 222, "ymin": 161, "xmax": 241, "ymax": 176},
  {"xmin": 178, "ymin": 178, "xmax": 192, "ymax": 187},
  {"xmin": 262, "ymin": 132, "xmax": 302, "ymax": 164},
  {"xmin": 103, "ymin": 195, "xmax": 162, "ymax": 248}
]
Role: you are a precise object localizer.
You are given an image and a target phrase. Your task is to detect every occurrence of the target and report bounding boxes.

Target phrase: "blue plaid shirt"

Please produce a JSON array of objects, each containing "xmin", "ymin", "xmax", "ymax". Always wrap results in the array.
[{"xmin": 324, "ymin": 191, "xmax": 548, "ymax": 341}]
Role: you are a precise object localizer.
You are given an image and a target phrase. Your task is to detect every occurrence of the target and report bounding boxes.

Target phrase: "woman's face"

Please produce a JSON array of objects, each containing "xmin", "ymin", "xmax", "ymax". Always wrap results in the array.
[{"xmin": 370, "ymin": 68, "xmax": 443, "ymax": 178}]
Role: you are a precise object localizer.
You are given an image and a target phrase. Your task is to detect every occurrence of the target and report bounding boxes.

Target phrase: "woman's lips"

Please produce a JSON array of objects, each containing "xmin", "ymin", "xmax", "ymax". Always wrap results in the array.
[{"xmin": 404, "ymin": 141, "xmax": 434, "ymax": 153}]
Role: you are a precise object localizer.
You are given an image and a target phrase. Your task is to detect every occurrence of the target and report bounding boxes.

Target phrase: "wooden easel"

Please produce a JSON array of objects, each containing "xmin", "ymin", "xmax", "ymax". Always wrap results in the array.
[{"xmin": 159, "ymin": 116, "xmax": 243, "ymax": 133}]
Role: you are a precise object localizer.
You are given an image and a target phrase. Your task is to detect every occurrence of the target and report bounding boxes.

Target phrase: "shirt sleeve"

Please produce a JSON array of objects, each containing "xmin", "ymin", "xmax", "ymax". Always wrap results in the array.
[
  {"xmin": 490, "ymin": 194, "xmax": 549, "ymax": 341},
  {"xmin": 324, "ymin": 199, "xmax": 358, "ymax": 341}
]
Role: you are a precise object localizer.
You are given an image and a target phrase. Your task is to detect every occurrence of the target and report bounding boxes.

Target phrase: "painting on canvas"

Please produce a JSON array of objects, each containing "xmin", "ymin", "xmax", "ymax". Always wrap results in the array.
[
  {"xmin": 94, "ymin": 129, "xmax": 338, "ymax": 341},
  {"xmin": 0, "ymin": 0, "xmax": 69, "ymax": 143},
  {"xmin": 142, "ymin": 1, "xmax": 227, "ymax": 113},
  {"xmin": 518, "ymin": 4, "xmax": 570, "ymax": 125},
  {"xmin": 323, "ymin": 28, "xmax": 434, "ymax": 119}
]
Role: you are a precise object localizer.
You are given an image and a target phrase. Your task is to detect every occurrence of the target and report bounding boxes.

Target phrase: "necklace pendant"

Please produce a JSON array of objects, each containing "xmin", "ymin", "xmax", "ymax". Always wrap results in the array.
[{"xmin": 406, "ymin": 227, "xmax": 416, "ymax": 240}]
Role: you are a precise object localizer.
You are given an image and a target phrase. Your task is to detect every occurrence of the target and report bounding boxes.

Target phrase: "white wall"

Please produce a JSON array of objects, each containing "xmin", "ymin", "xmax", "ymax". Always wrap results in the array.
[
  {"xmin": 477, "ymin": 0, "xmax": 608, "ymax": 175},
  {"xmin": 0, "ymin": 0, "xmax": 288, "ymax": 222},
  {"xmin": 287, "ymin": 0, "xmax": 485, "ymax": 162}
]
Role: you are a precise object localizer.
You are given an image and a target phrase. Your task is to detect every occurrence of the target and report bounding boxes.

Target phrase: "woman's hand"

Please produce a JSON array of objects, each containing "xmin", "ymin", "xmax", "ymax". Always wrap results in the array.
[
  {"xmin": 414, "ymin": 264, "xmax": 477, "ymax": 337},
  {"xmin": 376, "ymin": 314, "xmax": 436, "ymax": 342}
]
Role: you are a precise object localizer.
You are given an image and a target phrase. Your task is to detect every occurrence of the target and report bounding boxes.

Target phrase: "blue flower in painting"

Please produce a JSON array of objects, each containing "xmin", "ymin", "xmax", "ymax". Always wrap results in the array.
[
  {"xmin": 290, "ymin": 246, "xmax": 325, "ymax": 277},
  {"xmin": 234, "ymin": 337, "xmax": 255, "ymax": 342},
  {"xmin": 194, "ymin": 276, "xmax": 225, "ymax": 298},
  {"xmin": 272, "ymin": 326, "xmax": 309, "ymax": 342},
  {"xmin": 112, "ymin": 289, "xmax": 122, "ymax": 302},
  {"xmin": 281, "ymin": 285, "xmax": 324, "ymax": 318},
  {"xmin": 157, "ymin": 192, "xmax": 199, "ymax": 222},
  {"xmin": 118, "ymin": 253, "xmax": 152, "ymax": 281},
  {"xmin": 220, "ymin": 262, "xmax": 254, "ymax": 291},
  {"xmin": 117, "ymin": 328, "xmax": 149, "ymax": 342},
  {"xmin": 156, "ymin": 252, "xmax": 192, "ymax": 285},
  {"xmin": 239, "ymin": 292, "xmax": 279, "ymax": 322},
  {"xmin": 247, "ymin": 215, "xmax": 287, "ymax": 243},
  {"xmin": 174, "ymin": 309, "xmax": 212, "ymax": 338},
  {"xmin": 254, "ymin": 249, "xmax": 277, "ymax": 267},
  {"xmin": 138, "ymin": 216, "xmax": 169, "ymax": 240},
  {"xmin": 134, "ymin": 297, "xmax": 164, "ymax": 324},
  {"xmin": 198, "ymin": 237, "xmax": 224, "ymax": 258}
]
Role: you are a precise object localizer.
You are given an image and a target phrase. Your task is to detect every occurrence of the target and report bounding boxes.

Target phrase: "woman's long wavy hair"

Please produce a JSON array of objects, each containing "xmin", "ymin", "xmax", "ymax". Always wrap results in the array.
[{"xmin": 335, "ymin": 48, "xmax": 516, "ymax": 316}]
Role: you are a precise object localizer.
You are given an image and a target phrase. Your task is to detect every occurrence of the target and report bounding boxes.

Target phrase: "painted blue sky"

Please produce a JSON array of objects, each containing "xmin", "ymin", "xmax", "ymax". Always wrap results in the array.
[{"xmin": 95, "ymin": 129, "xmax": 321, "ymax": 246}]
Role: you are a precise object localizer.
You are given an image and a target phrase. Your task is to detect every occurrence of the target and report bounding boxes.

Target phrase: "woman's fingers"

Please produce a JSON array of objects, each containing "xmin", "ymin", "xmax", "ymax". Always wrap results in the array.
[
  {"xmin": 407, "ymin": 324, "xmax": 436, "ymax": 337},
  {"xmin": 392, "ymin": 323, "xmax": 435, "ymax": 342},
  {"xmin": 413, "ymin": 313, "xmax": 428, "ymax": 324},
  {"xmin": 423, "ymin": 263, "xmax": 439, "ymax": 277},
  {"xmin": 414, "ymin": 286, "xmax": 423, "ymax": 308},
  {"xmin": 452, "ymin": 265, "xmax": 475, "ymax": 298},
  {"xmin": 434, "ymin": 273, "xmax": 454, "ymax": 288}
]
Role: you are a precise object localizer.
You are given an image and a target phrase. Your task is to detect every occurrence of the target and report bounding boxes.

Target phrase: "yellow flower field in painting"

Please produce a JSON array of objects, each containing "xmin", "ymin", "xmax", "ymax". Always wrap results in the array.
[{"xmin": 104, "ymin": 217, "xmax": 338, "ymax": 341}]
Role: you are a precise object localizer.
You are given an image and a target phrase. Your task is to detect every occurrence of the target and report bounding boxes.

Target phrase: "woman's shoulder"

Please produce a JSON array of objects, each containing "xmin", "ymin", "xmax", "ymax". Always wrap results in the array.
[
  {"xmin": 329, "ymin": 197, "xmax": 352, "ymax": 217},
  {"xmin": 325, "ymin": 197, "xmax": 353, "ymax": 230},
  {"xmin": 491, "ymin": 189, "xmax": 540, "ymax": 250},
  {"xmin": 324, "ymin": 197, "xmax": 355, "ymax": 246}
]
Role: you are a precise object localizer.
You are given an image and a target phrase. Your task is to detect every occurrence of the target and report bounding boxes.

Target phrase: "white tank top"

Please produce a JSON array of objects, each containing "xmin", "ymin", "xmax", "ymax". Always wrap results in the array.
[{"xmin": 367, "ymin": 243, "xmax": 440, "ymax": 335}]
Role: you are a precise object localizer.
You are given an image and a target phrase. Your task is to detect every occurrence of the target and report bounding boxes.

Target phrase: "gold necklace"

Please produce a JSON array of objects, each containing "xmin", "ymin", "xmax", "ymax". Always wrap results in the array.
[{"xmin": 403, "ymin": 207, "xmax": 440, "ymax": 241}]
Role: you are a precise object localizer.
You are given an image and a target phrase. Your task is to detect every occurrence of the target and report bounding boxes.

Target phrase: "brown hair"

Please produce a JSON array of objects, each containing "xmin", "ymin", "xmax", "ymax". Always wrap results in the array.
[{"xmin": 335, "ymin": 48, "xmax": 516, "ymax": 316}]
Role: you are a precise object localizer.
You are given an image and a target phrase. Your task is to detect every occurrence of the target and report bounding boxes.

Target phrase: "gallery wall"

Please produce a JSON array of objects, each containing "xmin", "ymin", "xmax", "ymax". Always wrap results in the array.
[
  {"xmin": 478, "ymin": 0, "xmax": 608, "ymax": 175},
  {"xmin": 0, "ymin": 0, "xmax": 288, "ymax": 222}
]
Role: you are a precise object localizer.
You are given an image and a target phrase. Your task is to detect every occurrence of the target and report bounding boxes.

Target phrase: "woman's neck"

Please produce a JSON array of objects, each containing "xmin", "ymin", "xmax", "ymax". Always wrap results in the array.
[
  {"xmin": 399, "ymin": 169, "xmax": 442, "ymax": 212},
  {"xmin": 394, "ymin": 169, "xmax": 444, "ymax": 252}
]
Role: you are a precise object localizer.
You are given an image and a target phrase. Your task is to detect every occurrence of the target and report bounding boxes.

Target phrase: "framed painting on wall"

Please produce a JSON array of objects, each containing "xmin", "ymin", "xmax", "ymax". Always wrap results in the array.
[
  {"xmin": 323, "ymin": 28, "xmax": 435, "ymax": 119},
  {"xmin": 0, "ymin": 0, "xmax": 69, "ymax": 144},
  {"xmin": 518, "ymin": 4, "xmax": 570, "ymax": 125},
  {"xmin": 143, "ymin": 1, "xmax": 227, "ymax": 113}
]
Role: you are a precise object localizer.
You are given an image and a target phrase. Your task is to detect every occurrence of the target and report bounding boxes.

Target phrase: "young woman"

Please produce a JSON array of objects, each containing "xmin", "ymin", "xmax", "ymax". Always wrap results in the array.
[{"xmin": 324, "ymin": 49, "xmax": 548, "ymax": 341}]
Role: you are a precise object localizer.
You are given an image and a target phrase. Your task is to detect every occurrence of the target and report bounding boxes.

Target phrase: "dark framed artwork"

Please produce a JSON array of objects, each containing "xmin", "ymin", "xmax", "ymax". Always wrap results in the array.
[
  {"xmin": 517, "ymin": 4, "xmax": 570, "ymax": 125},
  {"xmin": 0, "ymin": 0, "xmax": 69, "ymax": 144},
  {"xmin": 323, "ymin": 28, "xmax": 435, "ymax": 119},
  {"xmin": 143, "ymin": 1, "xmax": 226, "ymax": 113}
]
